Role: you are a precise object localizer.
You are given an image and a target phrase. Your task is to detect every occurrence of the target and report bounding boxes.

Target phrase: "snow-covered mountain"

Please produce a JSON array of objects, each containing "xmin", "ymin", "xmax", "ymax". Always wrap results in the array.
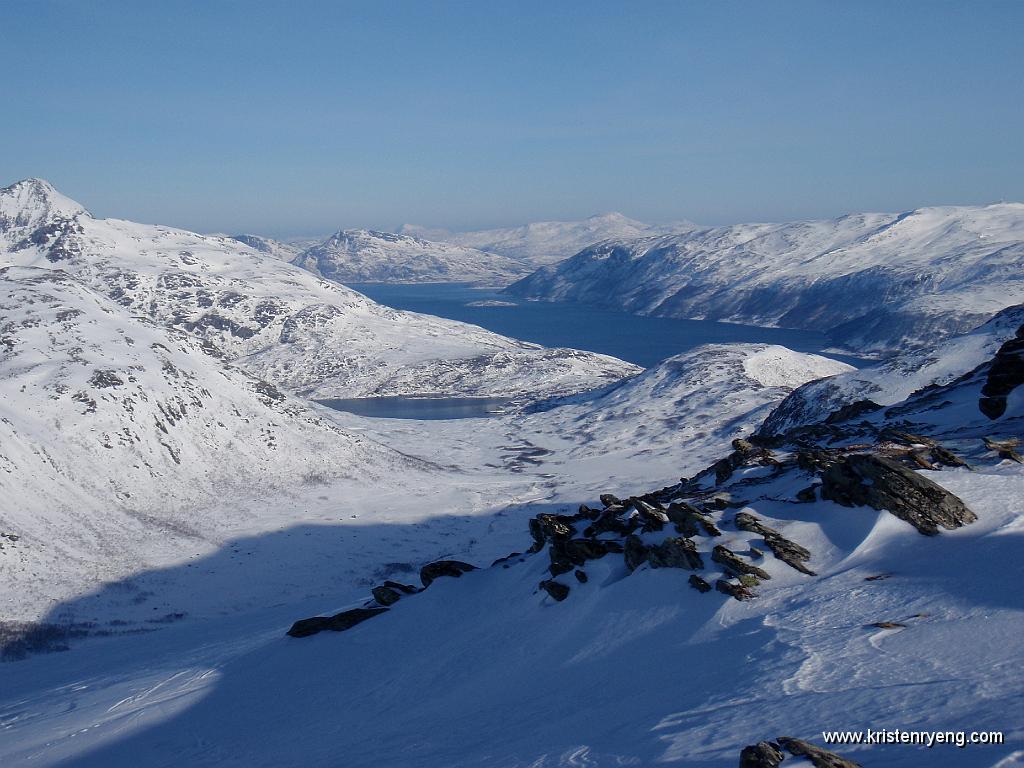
[
  {"xmin": 0, "ymin": 179, "xmax": 637, "ymax": 401},
  {"xmin": 507, "ymin": 204, "xmax": 1024, "ymax": 354},
  {"xmin": 229, "ymin": 234, "xmax": 303, "ymax": 261},
  {"xmin": 401, "ymin": 212, "xmax": 695, "ymax": 267},
  {"xmin": 291, "ymin": 228, "xmax": 530, "ymax": 285},
  {"xmin": 0, "ymin": 263, "xmax": 424, "ymax": 620}
]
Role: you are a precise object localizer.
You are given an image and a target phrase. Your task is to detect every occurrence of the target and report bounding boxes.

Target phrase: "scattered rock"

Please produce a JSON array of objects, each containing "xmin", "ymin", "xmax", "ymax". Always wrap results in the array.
[
  {"xmin": 528, "ymin": 513, "xmax": 577, "ymax": 550},
  {"xmin": 734, "ymin": 513, "xmax": 815, "ymax": 576},
  {"xmin": 287, "ymin": 607, "xmax": 388, "ymax": 638},
  {"xmin": 795, "ymin": 485, "xmax": 818, "ymax": 503},
  {"xmin": 599, "ymin": 493, "xmax": 621, "ymax": 507},
  {"xmin": 420, "ymin": 560, "xmax": 477, "ymax": 588},
  {"xmin": 864, "ymin": 572, "xmax": 893, "ymax": 581},
  {"xmin": 646, "ymin": 537, "xmax": 704, "ymax": 570},
  {"xmin": 712, "ymin": 545, "xmax": 771, "ymax": 580},
  {"xmin": 739, "ymin": 741, "xmax": 785, "ymax": 768},
  {"xmin": 983, "ymin": 436, "xmax": 1023, "ymax": 464},
  {"xmin": 688, "ymin": 574, "xmax": 712, "ymax": 593},
  {"xmin": 371, "ymin": 585, "xmax": 402, "ymax": 606},
  {"xmin": 777, "ymin": 736, "xmax": 862, "ymax": 767},
  {"xmin": 623, "ymin": 534, "xmax": 650, "ymax": 572},
  {"xmin": 819, "ymin": 453, "xmax": 977, "ymax": 535},
  {"xmin": 715, "ymin": 579, "xmax": 754, "ymax": 601},
  {"xmin": 824, "ymin": 399, "xmax": 883, "ymax": 424},
  {"xmin": 539, "ymin": 580, "xmax": 570, "ymax": 602},
  {"xmin": 574, "ymin": 569, "xmax": 588, "ymax": 583},
  {"xmin": 868, "ymin": 621, "xmax": 906, "ymax": 630}
]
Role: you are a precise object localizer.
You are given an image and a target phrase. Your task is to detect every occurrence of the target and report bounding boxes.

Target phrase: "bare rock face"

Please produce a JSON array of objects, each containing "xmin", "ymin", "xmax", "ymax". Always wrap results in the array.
[
  {"xmin": 819, "ymin": 453, "xmax": 976, "ymax": 535},
  {"xmin": 777, "ymin": 737, "xmax": 862, "ymax": 767},
  {"xmin": 734, "ymin": 512, "xmax": 815, "ymax": 576},
  {"xmin": 712, "ymin": 545, "xmax": 771, "ymax": 581},
  {"xmin": 739, "ymin": 741, "xmax": 785, "ymax": 768},
  {"xmin": 647, "ymin": 537, "xmax": 704, "ymax": 570},
  {"xmin": 539, "ymin": 579, "xmax": 570, "ymax": 601},
  {"xmin": 979, "ymin": 325, "xmax": 1024, "ymax": 419},
  {"xmin": 419, "ymin": 560, "xmax": 478, "ymax": 588},
  {"xmin": 287, "ymin": 607, "xmax": 389, "ymax": 638}
]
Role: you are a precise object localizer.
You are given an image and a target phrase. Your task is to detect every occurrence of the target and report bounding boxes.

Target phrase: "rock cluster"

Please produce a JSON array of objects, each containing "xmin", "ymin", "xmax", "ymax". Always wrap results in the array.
[{"xmin": 739, "ymin": 737, "xmax": 861, "ymax": 767}]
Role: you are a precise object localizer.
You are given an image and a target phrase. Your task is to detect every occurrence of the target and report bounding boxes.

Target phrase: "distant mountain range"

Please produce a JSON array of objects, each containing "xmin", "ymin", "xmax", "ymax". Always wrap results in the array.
[
  {"xmin": 399, "ymin": 212, "xmax": 696, "ymax": 266},
  {"xmin": 506, "ymin": 204, "xmax": 1024, "ymax": 355},
  {"xmin": 230, "ymin": 213, "xmax": 695, "ymax": 286}
]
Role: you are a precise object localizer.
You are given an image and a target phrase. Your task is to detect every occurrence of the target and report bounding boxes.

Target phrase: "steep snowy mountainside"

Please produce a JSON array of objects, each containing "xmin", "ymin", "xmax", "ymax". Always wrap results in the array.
[
  {"xmin": 0, "ymin": 179, "xmax": 638, "ymax": 400},
  {"xmin": 292, "ymin": 228, "xmax": 530, "ymax": 285},
  {"xmin": 401, "ymin": 212, "xmax": 696, "ymax": 266},
  {"xmin": 0, "ymin": 264, "xmax": 413, "ymax": 620},
  {"xmin": 507, "ymin": 203, "xmax": 1024, "ymax": 354},
  {"xmin": 760, "ymin": 303, "xmax": 1024, "ymax": 436},
  {"xmin": 229, "ymin": 234, "xmax": 303, "ymax": 261}
]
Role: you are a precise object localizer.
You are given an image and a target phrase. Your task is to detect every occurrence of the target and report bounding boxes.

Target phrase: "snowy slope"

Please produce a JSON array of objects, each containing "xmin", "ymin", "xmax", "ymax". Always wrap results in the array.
[
  {"xmin": 0, "ymin": 179, "xmax": 638, "ymax": 401},
  {"xmin": 507, "ymin": 204, "xmax": 1024, "ymax": 354},
  {"xmin": 760, "ymin": 303, "xmax": 1024, "ymax": 435},
  {"xmin": 229, "ymin": 234, "xmax": 303, "ymax": 261},
  {"xmin": 1, "ymin": 329, "xmax": 1020, "ymax": 766},
  {"xmin": 0, "ymin": 264, "xmax": 420, "ymax": 621},
  {"xmin": 293, "ymin": 229, "xmax": 530, "ymax": 285},
  {"xmin": 402, "ymin": 212, "xmax": 695, "ymax": 267}
]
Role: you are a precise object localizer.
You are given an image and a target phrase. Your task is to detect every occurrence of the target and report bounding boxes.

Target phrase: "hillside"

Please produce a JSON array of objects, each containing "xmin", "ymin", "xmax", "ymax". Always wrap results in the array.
[
  {"xmin": 292, "ymin": 229, "xmax": 530, "ymax": 285},
  {"xmin": 507, "ymin": 204, "xmax": 1024, "ymax": 354},
  {"xmin": 2, "ymin": 310, "xmax": 1020, "ymax": 766},
  {"xmin": 0, "ymin": 179, "xmax": 638, "ymax": 401}
]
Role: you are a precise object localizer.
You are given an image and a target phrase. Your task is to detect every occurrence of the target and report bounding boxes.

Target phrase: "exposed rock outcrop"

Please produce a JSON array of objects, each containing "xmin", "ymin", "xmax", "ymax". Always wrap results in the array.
[
  {"xmin": 287, "ymin": 607, "xmax": 389, "ymax": 638},
  {"xmin": 819, "ymin": 453, "xmax": 976, "ymax": 535},
  {"xmin": 739, "ymin": 741, "xmax": 785, "ymax": 768},
  {"xmin": 420, "ymin": 560, "xmax": 478, "ymax": 588},
  {"xmin": 777, "ymin": 736, "xmax": 862, "ymax": 767}
]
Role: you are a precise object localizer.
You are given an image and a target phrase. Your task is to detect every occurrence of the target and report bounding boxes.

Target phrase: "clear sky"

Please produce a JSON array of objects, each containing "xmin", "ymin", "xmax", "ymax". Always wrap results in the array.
[{"xmin": 2, "ymin": 0, "xmax": 1022, "ymax": 237}]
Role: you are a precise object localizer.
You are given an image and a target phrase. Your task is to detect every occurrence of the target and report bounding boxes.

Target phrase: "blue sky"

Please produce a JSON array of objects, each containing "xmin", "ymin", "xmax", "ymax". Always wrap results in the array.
[{"xmin": 1, "ymin": 0, "xmax": 1022, "ymax": 237}]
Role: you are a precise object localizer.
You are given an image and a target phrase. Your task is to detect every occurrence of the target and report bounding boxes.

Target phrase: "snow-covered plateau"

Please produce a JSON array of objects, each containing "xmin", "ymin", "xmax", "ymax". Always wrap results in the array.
[
  {"xmin": 0, "ymin": 178, "xmax": 1022, "ymax": 767},
  {"xmin": 507, "ymin": 204, "xmax": 1024, "ymax": 355}
]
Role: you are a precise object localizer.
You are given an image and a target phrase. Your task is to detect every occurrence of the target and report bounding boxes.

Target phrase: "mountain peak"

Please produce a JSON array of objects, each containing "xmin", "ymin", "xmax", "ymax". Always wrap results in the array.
[{"xmin": 0, "ymin": 178, "xmax": 90, "ymax": 230}]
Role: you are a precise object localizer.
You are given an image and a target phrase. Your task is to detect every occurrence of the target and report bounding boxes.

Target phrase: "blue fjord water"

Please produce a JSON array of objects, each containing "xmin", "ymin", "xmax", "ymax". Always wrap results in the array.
[
  {"xmin": 348, "ymin": 282, "xmax": 865, "ymax": 369},
  {"xmin": 321, "ymin": 283, "xmax": 865, "ymax": 420}
]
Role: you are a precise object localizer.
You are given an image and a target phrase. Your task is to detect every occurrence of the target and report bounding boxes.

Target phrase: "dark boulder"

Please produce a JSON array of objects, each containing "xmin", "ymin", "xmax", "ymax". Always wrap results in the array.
[
  {"xmin": 819, "ymin": 453, "xmax": 976, "ymax": 535},
  {"xmin": 739, "ymin": 741, "xmax": 785, "ymax": 768},
  {"xmin": 539, "ymin": 579, "xmax": 570, "ymax": 601},
  {"xmin": 583, "ymin": 508, "xmax": 640, "ymax": 538},
  {"xmin": 623, "ymin": 534, "xmax": 650, "ymax": 572},
  {"xmin": 824, "ymin": 399, "xmax": 883, "ymax": 424},
  {"xmin": 287, "ymin": 607, "xmax": 388, "ymax": 638},
  {"xmin": 734, "ymin": 513, "xmax": 815, "ymax": 576},
  {"xmin": 599, "ymin": 493, "xmax": 621, "ymax": 507},
  {"xmin": 666, "ymin": 501, "xmax": 720, "ymax": 537},
  {"xmin": 715, "ymin": 579, "xmax": 754, "ymax": 601},
  {"xmin": 528, "ymin": 514, "xmax": 577, "ymax": 550},
  {"xmin": 688, "ymin": 574, "xmax": 712, "ymax": 593},
  {"xmin": 382, "ymin": 580, "xmax": 419, "ymax": 594},
  {"xmin": 574, "ymin": 569, "xmax": 588, "ymax": 583},
  {"xmin": 712, "ymin": 545, "xmax": 771, "ymax": 581},
  {"xmin": 777, "ymin": 737, "xmax": 861, "ymax": 767},
  {"xmin": 647, "ymin": 537, "xmax": 704, "ymax": 570},
  {"xmin": 630, "ymin": 498, "xmax": 670, "ymax": 532},
  {"xmin": 371, "ymin": 585, "xmax": 402, "ymax": 606},
  {"xmin": 420, "ymin": 560, "xmax": 478, "ymax": 588},
  {"xmin": 795, "ymin": 485, "xmax": 818, "ymax": 503}
]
